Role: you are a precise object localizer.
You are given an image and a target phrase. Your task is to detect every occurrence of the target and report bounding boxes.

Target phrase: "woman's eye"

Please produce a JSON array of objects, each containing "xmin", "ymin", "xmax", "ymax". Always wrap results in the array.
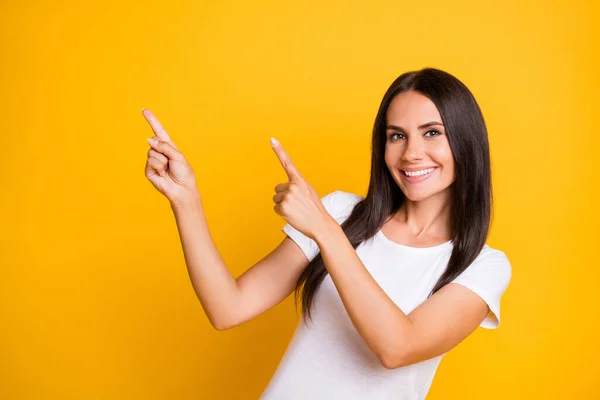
[{"xmin": 389, "ymin": 130, "xmax": 441, "ymax": 141}]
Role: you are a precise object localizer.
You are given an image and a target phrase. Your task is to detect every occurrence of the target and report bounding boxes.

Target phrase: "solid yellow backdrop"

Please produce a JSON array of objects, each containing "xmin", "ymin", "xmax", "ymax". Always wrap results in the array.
[{"xmin": 1, "ymin": 0, "xmax": 598, "ymax": 398}]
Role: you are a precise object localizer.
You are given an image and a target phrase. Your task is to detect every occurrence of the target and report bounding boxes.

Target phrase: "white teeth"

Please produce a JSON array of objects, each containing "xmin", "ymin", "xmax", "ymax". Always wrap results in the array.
[{"xmin": 403, "ymin": 167, "xmax": 436, "ymax": 177}]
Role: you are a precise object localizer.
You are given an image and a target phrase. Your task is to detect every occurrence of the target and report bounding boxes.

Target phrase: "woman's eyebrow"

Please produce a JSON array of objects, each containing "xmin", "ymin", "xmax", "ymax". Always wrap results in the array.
[{"xmin": 386, "ymin": 121, "xmax": 444, "ymax": 132}]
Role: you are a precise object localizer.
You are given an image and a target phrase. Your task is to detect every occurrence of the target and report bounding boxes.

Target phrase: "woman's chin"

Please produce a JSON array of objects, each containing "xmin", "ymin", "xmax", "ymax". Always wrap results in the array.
[
  {"xmin": 404, "ymin": 193, "xmax": 431, "ymax": 202},
  {"xmin": 402, "ymin": 186, "xmax": 450, "ymax": 202}
]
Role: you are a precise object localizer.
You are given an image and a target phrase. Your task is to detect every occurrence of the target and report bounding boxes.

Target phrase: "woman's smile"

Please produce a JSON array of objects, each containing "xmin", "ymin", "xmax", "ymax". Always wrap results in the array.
[{"xmin": 400, "ymin": 167, "xmax": 438, "ymax": 184}]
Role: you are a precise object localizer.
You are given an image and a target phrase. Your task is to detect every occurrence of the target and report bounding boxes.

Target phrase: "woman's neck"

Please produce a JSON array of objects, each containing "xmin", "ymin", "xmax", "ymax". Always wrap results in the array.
[{"xmin": 393, "ymin": 192, "xmax": 452, "ymax": 240}]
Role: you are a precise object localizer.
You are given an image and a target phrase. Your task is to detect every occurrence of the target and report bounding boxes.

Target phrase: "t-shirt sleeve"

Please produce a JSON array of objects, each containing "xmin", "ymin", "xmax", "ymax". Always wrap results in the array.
[
  {"xmin": 449, "ymin": 248, "xmax": 512, "ymax": 329},
  {"xmin": 281, "ymin": 190, "xmax": 361, "ymax": 262}
]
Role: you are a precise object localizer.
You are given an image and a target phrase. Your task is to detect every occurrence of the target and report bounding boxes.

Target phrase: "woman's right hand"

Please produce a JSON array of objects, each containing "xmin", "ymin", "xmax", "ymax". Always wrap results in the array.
[{"xmin": 142, "ymin": 108, "xmax": 200, "ymax": 205}]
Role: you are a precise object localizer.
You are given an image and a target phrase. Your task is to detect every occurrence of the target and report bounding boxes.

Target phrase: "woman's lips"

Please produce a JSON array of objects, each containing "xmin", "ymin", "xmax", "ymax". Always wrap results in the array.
[{"xmin": 400, "ymin": 167, "xmax": 437, "ymax": 184}]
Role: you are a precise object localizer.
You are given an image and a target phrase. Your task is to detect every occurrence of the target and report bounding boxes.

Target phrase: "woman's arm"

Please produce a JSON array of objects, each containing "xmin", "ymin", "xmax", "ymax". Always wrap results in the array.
[
  {"xmin": 170, "ymin": 193, "xmax": 310, "ymax": 331},
  {"xmin": 142, "ymin": 108, "xmax": 310, "ymax": 331},
  {"xmin": 313, "ymin": 222, "xmax": 490, "ymax": 369}
]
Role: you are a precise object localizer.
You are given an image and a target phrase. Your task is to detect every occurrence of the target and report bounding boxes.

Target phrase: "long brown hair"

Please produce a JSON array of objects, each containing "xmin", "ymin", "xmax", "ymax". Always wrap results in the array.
[{"xmin": 294, "ymin": 67, "xmax": 493, "ymax": 325}]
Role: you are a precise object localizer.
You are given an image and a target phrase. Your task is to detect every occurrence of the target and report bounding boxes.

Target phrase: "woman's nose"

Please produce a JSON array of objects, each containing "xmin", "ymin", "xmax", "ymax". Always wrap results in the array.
[{"xmin": 402, "ymin": 138, "xmax": 425, "ymax": 162}]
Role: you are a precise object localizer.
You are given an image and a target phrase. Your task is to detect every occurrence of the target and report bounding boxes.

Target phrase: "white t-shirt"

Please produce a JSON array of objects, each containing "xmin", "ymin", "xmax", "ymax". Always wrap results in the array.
[{"xmin": 260, "ymin": 190, "xmax": 512, "ymax": 400}]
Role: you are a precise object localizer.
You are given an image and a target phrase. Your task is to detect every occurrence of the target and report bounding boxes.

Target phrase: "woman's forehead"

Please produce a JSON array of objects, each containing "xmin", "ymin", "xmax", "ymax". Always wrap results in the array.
[{"xmin": 386, "ymin": 91, "xmax": 442, "ymax": 124}]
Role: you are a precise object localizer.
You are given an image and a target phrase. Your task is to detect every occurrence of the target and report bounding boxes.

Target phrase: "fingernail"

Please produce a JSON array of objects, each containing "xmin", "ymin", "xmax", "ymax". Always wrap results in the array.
[
  {"xmin": 270, "ymin": 137, "xmax": 279, "ymax": 147},
  {"xmin": 147, "ymin": 137, "xmax": 158, "ymax": 145}
]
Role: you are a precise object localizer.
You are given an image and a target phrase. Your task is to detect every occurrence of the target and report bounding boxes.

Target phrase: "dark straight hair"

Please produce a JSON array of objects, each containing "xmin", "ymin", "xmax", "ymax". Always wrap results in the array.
[{"xmin": 294, "ymin": 67, "xmax": 493, "ymax": 324}]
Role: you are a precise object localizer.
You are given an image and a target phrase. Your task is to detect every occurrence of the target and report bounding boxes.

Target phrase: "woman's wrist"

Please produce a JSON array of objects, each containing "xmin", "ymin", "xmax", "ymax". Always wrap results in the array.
[{"xmin": 170, "ymin": 189, "xmax": 202, "ymax": 212}]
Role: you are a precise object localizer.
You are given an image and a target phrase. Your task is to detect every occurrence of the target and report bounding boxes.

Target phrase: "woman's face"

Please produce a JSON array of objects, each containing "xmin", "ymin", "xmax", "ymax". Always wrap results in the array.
[{"xmin": 384, "ymin": 90, "xmax": 456, "ymax": 202}]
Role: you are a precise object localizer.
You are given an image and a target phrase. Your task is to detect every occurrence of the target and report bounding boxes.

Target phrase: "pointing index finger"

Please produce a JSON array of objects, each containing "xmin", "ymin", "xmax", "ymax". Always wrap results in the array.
[
  {"xmin": 270, "ymin": 137, "xmax": 303, "ymax": 182},
  {"xmin": 142, "ymin": 108, "xmax": 177, "ymax": 148}
]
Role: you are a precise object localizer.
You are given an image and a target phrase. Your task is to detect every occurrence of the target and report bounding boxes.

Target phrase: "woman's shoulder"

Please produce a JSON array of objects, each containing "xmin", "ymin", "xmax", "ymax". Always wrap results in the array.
[
  {"xmin": 478, "ymin": 244, "xmax": 510, "ymax": 263},
  {"xmin": 331, "ymin": 190, "xmax": 364, "ymax": 205},
  {"xmin": 320, "ymin": 190, "xmax": 364, "ymax": 220},
  {"xmin": 466, "ymin": 244, "xmax": 512, "ymax": 280}
]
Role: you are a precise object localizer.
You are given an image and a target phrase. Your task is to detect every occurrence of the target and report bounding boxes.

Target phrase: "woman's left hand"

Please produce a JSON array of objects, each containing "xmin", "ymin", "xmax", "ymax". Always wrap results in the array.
[{"xmin": 270, "ymin": 137, "xmax": 334, "ymax": 241}]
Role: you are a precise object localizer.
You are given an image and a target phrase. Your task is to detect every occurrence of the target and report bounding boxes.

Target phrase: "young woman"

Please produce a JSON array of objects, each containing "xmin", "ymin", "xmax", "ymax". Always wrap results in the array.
[{"xmin": 143, "ymin": 67, "xmax": 512, "ymax": 400}]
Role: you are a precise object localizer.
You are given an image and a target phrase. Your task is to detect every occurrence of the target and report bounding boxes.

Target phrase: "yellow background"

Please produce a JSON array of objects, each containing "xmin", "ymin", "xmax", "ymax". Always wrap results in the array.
[{"xmin": 1, "ymin": 0, "xmax": 598, "ymax": 398}]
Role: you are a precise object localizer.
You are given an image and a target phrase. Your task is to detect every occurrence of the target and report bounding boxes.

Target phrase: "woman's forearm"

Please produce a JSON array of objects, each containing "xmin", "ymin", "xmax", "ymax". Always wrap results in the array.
[{"xmin": 169, "ymin": 192, "xmax": 241, "ymax": 330}]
